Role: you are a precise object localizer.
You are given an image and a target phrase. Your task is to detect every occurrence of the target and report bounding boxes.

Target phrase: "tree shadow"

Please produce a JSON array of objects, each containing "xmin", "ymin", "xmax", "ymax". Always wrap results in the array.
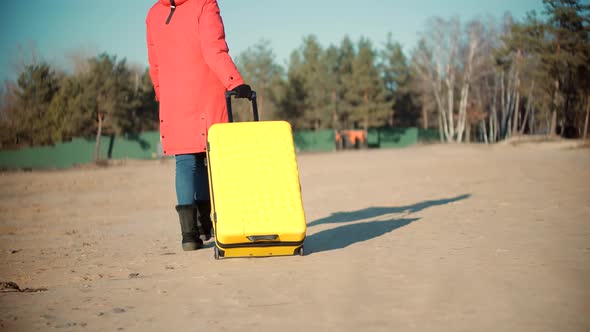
[
  {"xmin": 305, "ymin": 218, "xmax": 419, "ymax": 254},
  {"xmin": 126, "ymin": 134, "xmax": 152, "ymax": 150},
  {"xmin": 107, "ymin": 134, "xmax": 116, "ymax": 159},
  {"xmin": 307, "ymin": 194, "xmax": 471, "ymax": 227},
  {"xmin": 105, "ymin": 134, "xmax": 152, "ymax": 159}
]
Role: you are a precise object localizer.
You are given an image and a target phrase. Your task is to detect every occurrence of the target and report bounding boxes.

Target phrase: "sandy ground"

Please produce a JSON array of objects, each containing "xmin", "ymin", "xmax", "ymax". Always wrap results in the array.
[{"xmin": 0, "ymin": 142, "xmax": 589, "ymax": 331}]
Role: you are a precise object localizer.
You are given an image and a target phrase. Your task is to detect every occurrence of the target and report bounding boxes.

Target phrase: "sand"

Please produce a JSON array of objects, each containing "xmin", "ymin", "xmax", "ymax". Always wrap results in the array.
[{"xmin": 0, "ymin": 142, "xmax": 589, "ymax": 331}]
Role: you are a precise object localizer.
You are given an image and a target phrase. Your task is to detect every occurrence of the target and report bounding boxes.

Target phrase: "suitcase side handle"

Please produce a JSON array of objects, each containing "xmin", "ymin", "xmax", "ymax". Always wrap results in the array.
[
  {"xmin": 225, "ymin": 90, "xmax": 259, "ymax": 123},
  {"xmin": 247, "ymin": 234, "xmax": 278, "ymax": 242}
]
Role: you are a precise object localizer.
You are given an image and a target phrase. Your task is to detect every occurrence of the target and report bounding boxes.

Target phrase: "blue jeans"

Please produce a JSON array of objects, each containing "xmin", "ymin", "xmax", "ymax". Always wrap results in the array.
[{"xmin": 175, "ymin": 153, "xmax": 210, "ymax": 206}]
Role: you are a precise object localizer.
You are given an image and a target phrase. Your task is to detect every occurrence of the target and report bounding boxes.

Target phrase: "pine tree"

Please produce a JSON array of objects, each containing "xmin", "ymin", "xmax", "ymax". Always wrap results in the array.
[
  {"xmin": 336, "ymin": 36, "xmax": 356, "ymax": 129},
  {"xmin": 235, "ymin": 40, "xmax": 285, "ymax": 121},
  {"xmin": 282, "ymin": 36, "xmax": 334, "ymax": 130},
  {"xmin": 380, "ymin": 33, "xmax": 419, "ymax": 127},
  {"xmin": 12, "ymin": 63, "xmax": 61, "ymax": 146},
  {"xmin": 542, "ymin": 0, "xmax": 590, "ymax": 137},
  {"xmin": 344, "ymin": 38, "xmax": 388, "ymax": 130},
  {"xmin": 84, "ymin": 53, "xmax": 136, "ymax": 160}
]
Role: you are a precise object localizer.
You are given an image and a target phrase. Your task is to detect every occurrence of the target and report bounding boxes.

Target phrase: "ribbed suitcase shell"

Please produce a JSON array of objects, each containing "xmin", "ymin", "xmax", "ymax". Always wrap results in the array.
[{"xmin": 206, "ymin": 120, "xmax": 306, "ymax": 258}]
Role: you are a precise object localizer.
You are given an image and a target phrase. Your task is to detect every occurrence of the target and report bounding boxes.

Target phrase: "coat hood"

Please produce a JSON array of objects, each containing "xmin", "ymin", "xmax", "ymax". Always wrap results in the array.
[{"xmin": 158, "ymin": 0, "xmax": 189, "ymax": 7}]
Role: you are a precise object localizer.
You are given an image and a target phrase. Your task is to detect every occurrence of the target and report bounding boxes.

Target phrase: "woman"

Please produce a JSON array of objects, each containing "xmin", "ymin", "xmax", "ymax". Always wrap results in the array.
[{"xmin": 146, "ymin": 0, "xmax": 251, "ymax": 251}]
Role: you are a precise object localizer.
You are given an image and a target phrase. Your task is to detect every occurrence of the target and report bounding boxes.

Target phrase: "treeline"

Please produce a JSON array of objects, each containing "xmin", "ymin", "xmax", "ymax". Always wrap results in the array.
[
  {"xmin": 237, "ymin": 0, "xmax": 590, "ymax": 142},
  {"xmin": 1, "ymin": 0, "xmax": 588, "ymax": 153},
  {"xmin": 0, "ymin": 55, "xmax": 159, "ymax": 157}
]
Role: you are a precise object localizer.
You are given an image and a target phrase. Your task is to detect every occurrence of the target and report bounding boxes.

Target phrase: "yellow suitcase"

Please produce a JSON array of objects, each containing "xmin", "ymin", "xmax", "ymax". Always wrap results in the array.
[{"xmin": 206, "ymin": 91, "xmax": 306, "ymax": 259}]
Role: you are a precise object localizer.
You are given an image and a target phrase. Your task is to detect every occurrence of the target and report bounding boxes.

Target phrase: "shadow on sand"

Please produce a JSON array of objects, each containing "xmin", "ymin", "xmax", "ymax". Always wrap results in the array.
[
  {"xmin": 306, "ymin": 218, "xmax": 419, "ymax": 254},
  {"xmin": 305, "ymin": 194, "xmax": 471, "ymax": 254},
  {"xmin": 307, "ymin": 194, "xmax": 471, "ymax": 227}
]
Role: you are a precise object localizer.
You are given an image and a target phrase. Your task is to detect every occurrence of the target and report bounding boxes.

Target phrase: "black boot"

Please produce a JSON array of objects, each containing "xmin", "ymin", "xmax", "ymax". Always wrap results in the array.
[
  {"xmin": 196, "ymin": 200, "xmax": 213, "ymax": 241},
  {"xmin": 175, "ymin": 205, "xmax": 203, "ymax": 251}
]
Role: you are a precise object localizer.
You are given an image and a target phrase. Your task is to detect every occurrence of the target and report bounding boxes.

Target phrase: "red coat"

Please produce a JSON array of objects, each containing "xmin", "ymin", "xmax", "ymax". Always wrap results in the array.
[{"xmin": 146, "ymin": 0, "xmax": 244, "ymax": 155}]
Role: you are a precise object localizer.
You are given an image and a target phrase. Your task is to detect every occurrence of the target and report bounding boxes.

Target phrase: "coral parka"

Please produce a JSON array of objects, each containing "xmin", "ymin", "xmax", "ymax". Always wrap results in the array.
[{"xmin": 146, "ymin": 0, "xmax": 244, "ymax": 155}]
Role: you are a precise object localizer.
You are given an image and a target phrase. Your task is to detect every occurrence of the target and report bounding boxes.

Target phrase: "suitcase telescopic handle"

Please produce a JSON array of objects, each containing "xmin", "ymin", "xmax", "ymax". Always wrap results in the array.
[
  {"xmin": 225, "ymin": 90, "xmax": 259, "ymax": 123},
  {"xmin": 247, "ymin": 234, "xmax": 278, "ymax": 242}
]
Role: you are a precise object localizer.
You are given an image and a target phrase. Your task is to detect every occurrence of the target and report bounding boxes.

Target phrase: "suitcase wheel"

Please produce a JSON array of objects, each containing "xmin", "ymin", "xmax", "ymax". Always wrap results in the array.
[
  {"xmin": 296, "ymin": 245, "xmax": 304, "ymax": 256},
  {"xmin": 214, "ymin": 247, "xmax": 225, "ymax": 260},
  {"xmin": 214, "ymin": 247, "xmax": 220, "ymax": 260}
]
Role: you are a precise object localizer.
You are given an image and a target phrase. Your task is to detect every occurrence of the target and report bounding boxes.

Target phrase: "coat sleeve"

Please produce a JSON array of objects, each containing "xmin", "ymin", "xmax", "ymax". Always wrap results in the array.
[
  {"xmin": 198, "ymin": 0, "xmax": 244, "ymax": 91},
  {"xmin": 146, "ymin": 19, "xmax": 160, "ymax": 101}
]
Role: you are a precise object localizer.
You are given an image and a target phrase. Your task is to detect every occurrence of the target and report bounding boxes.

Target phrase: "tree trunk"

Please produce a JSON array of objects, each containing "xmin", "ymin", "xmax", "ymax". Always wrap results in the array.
[
  {"xmin": 550, "ymin": 80, "xmax": 559, "ymax": 136},
  {"xmin": 438, "ymin": 111, "xmax": 444, "ymax": 143},
  {"xmin": 519, "ymin": 80, "xmax": 535, "ymax": 135},
  {"xmin": 456, "ymin": 83, "xmax": 470, "ymax": 142},
  {"xmin": 422, "ymin": 101, "xmax": 428, "ymax": 129},
  {"xmin": 488, "ymin": 104, "xmax": 497, "ymax": 144},
  {"xmin": 550, "ymin": 110, "xmax": 557, "ymax": 137},
  {"xmin": 432, "ymin": 83, "xmax": 450, "ymax": 141},
  {"xmin": 491, "ymin": 73, "xmax": 499, "ymax": 143},
  {"xmin": 488, "ymin": 80, "xmax": 496, "ymax": 143},
  {"xmin": 529, "ymin": 104, "xmax": 536, "ymax": 134},
  {"xmin": 441, "ymin": 107, "xmax": 450, "ymax": 142},
  {"xmin": 500, "ymin": 72, "xmax": 507, "ymax": 139},
  {"xmin": 488, "ymin": 114, "xmax": 494, "ymax": 143},
  {"xmin": 447, "ymin": 78, "xmax": 455, "ymax": 141},
  {"xmin": 512, "ymin": 89, "xmax": 520, "ymax": 137},
  {"xmin": 456, "ymin": 30, "xmax": 477, "ymax": 143},
  {"xmin": 481, "ymin": 120, "xmax": 488, "ymax": 144},
  {"xmin": 363, "ymin": 92, "xmax": 369, "ymax": 131},
  {"xmin": 494, "ymin": 111, "xmax": 500, "ymax": 143},
  {"xmin": 257, "ymin": 95, "xmax": 263, "ymax": 120},
  {"xmin": 519, "ymin": 102, "xmax": 531, "ymax": 135},
  {"xmin": 583, "ymin": 97, "xmax": 589, "ymax": 140},
  {"xmin": 501, "ymin": 68, "xmax": 517, "ymax": 139},
  {"xmin": 94, "ymin": 112, "xmax": 103, "ymax": 162}
]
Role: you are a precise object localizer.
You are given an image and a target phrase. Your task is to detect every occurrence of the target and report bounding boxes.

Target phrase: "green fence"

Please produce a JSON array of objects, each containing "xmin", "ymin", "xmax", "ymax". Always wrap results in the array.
[
  {"xmin": 0, "ymin": 132, "xmax": 161, "ymax": 170},
  {"xmin": 293, "ymin": 129, "xmax": 336, "ymax": 152},
  {"xmin": 0, "ymin": 128, "xmax": 441, "ymax": 170},
  {"xmin": 418, "ymin": 128, "xmax": 440, "ymax": 143},
  {"xmin": 367, "ymin": 127, "xmax": 417, "ymax": 148},
  {"xmin": 366, "ymin": 127, "xmax": 440, "ymax": 148}
]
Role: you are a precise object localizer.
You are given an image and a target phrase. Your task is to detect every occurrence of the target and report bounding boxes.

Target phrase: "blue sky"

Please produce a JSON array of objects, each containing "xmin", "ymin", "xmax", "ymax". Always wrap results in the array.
[{"xmin": 0, "ymin": 0, "xmax": 545, "ymax": 82}]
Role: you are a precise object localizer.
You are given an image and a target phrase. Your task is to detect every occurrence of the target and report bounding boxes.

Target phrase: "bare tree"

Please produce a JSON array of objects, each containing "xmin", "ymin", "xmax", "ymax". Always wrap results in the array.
[
  {"xmin": 583, "ymin": 97, "xmax": 590, "ymax": 140},
  {"xmin": 412, "ymin": 17, "xmax": 490, "ymax": 143},
  {"xmin": 413, "ymin": 18, "xmax": 457, "ymax": 142}
]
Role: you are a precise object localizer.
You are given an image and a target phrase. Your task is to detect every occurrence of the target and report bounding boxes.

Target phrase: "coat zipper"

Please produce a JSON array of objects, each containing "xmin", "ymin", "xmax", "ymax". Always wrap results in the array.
[{"xmin": 165, "ymin": 0, "xmax": 176, "ymax": 25}]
